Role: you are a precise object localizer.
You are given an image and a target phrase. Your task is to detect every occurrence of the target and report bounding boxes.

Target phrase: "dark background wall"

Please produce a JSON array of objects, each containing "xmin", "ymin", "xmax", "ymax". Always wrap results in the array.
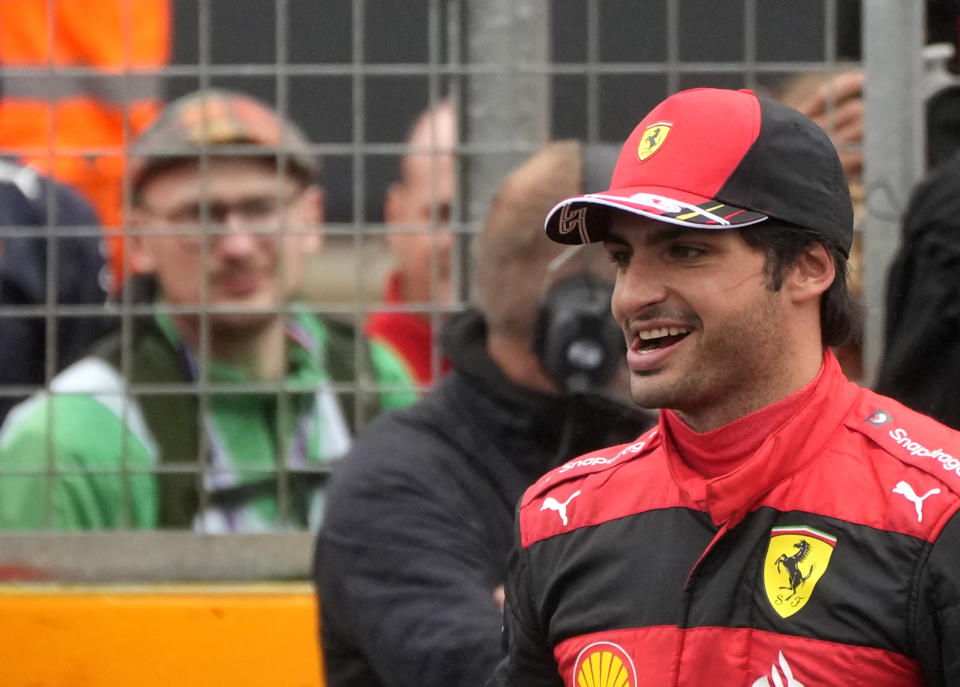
[{"xmin": 168, "ymin": 0, "xmax": 860, "ymax": 225}]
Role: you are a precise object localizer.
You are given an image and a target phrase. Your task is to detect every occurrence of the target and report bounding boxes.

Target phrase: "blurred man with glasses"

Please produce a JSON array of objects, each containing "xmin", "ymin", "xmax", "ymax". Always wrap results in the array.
[{"xmin": 0, "ymin": 89, "xmax": 416, "ymax": 531}]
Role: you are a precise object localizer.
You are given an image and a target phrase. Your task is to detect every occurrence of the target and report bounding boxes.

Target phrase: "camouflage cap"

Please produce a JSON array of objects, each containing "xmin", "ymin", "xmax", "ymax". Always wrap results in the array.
[{"xmin": 129, "ymin": 88, "xmax": 318, "ymax": 195}]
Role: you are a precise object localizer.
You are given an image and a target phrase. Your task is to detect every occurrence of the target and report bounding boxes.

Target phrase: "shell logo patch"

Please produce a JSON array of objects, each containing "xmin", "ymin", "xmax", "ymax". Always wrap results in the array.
[
  {"xmin": 637, "ymin": 123, "xmax": 671, "ymax": 160},
  {"xmin": 572, "ymin": 641, "xmax": 636, "ymax": 687},
  {"xmin": 763, "ymin": 526, "xmax": 837, "ymax": 619}
]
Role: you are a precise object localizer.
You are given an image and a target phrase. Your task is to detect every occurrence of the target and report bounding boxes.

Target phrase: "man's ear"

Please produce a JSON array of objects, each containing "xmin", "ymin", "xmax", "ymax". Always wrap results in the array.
[
  {"xmin": 299, "ymin": 185, "xmax": 324, "ymax": 254},
  {"xmin": 306, "ymin": 185, "xmax": 324, "ymax": 224},
  {"xmin": 384, "ymin": 182, "xmax": 410, "ymax": 255},
  {"xmin": 384, "ymin": 181, "xmax": 404, "ymax": 225},
  {"xmin": 785, "ymin": 241, "xmax": 836, "ymax": 303},
  {"xmin": 127, "ymin": 208, "xmax": 157, "ymax": 274}
]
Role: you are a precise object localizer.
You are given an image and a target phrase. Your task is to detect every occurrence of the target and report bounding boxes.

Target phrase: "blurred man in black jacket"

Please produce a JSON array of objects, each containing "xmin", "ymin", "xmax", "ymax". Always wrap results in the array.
[
  {"xmin": 876, "ymin": 148, "xmax": 960, "ymax": 427},
  {"xmin": 314, "ymin": 141, "xmax": 653, "ymax": 687}
]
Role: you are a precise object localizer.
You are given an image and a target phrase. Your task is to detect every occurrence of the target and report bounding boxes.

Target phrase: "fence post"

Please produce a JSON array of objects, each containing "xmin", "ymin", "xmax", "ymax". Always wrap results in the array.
[
  {"xmin": 459, "ymin": 0, "xmax": 551, "ymax": 226},
  {"xmin": 861, "ymin": 1, "xmax": 926, "ymax": 385}
]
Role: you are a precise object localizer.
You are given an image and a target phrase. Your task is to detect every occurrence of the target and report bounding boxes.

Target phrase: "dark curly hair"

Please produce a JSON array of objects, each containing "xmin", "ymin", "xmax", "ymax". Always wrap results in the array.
[{"xmin": 740, "ymin": 220, "xmax": 862, "ymax": 349}]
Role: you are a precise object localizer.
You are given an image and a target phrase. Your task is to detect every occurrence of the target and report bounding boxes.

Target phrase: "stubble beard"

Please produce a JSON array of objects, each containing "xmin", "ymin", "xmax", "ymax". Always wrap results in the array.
[{"xmin": 629, "ymin": 288, "xmax": 787, "ymax": 428}]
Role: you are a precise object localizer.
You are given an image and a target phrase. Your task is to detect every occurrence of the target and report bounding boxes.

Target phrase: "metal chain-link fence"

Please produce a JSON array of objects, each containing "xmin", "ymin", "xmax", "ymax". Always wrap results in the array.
[{"xmin": 0, "ymin": 0, "xmax": 933, "ymax": 580}]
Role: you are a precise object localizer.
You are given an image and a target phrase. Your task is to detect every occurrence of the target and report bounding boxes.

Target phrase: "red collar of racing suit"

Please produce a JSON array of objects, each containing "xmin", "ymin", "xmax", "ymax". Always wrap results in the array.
[
  {"xmin": 663, "ymin": 359, "xmax": 825, "ymax": 479},
  {"xmin": 660, "ymin": 349, "xmax": 861, "ymax": 527}
]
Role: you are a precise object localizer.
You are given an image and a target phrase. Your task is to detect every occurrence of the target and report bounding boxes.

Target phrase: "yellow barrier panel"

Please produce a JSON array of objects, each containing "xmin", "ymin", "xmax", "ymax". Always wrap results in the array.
[{"xmin": 0, "ymin": 583, "xmax": 324, "ymax": 687}]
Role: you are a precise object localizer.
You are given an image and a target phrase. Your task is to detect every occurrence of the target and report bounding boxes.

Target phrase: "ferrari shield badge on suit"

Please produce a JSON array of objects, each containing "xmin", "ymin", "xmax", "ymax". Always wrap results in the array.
[{"xmin": 762, "ymin": 526, "xmax": 837, "ymax": 619}]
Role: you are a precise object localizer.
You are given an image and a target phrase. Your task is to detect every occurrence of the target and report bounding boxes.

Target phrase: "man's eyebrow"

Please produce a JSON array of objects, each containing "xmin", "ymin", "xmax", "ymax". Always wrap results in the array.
[
  {"xmin": 604, "ymin": 224, "xmax": 705, "ymax": 247},
  {"xmin": 601, "ymin": 231, "xmax": 630, "ymax": 246}
]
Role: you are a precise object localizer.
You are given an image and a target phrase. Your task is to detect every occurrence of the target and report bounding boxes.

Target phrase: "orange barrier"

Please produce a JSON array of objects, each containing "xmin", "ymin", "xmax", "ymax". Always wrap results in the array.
[{"xmin": 0, "ymin": 582, "xmax": 324, "ymax": 687}]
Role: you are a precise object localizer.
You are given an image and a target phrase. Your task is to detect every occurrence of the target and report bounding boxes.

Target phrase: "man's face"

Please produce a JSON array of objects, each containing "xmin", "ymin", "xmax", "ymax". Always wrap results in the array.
[
  {"xmin": 132, "ymin": 156, "xmax": 322, "ymax": 332},
  {"xmin": 385, "ymin": 119, "xmax": 456, "ymax": 305},
  {"xmin": 604, "ymin": 213, "xmax": 792, "ymax": 428}
]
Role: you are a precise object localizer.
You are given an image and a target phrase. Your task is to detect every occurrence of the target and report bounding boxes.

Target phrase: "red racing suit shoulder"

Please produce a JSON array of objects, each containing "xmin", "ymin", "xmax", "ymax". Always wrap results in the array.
[
  {"xmin": 850, "ymin": 389, "xmax": 960, "ymax": 496},
  {"xmin": 521, "ymin": 425, "xmax": 660, "ymax": 506},
  {"xmin": 517, "ymin": 426, "xmax": 660, "ymax": 547},
  {"xmin": 845, "ymin": 389, "xmax": 960, "ymax": 540}
]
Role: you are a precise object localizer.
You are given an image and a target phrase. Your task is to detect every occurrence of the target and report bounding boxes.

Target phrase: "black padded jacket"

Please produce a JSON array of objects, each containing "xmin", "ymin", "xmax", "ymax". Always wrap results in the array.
[{"xmin": 313, "ymin": 309, "xmax": 653, "ymax": 687}]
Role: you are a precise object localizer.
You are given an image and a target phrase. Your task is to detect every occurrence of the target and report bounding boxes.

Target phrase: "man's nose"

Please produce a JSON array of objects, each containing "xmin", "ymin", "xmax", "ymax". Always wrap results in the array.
[
  {"xmin": 432, "ymin": 228, "xmax": 453, "ymax": 250},
  {"xmin": 614, "ymin": 260, "xmax": 668, "ymax": 313},
  {"xmin": 214, "ymin": 214, "xmax": 262, "ymax": 256}
]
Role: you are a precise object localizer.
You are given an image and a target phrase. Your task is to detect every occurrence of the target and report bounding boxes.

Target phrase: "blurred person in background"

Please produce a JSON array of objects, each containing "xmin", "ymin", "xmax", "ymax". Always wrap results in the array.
[
  {"xmin": 875, "ymin": 147, "xmax": 960, "ymax": 430},
  {"xmin": 365, "ymin": 100, "xmax": 457, "ymax": 388},
  {"xmin": 0, "ymin": 89, "xmax": 415, "ymax": 531},
  {"xmin": 315, "ymin": 140, "xmax": 654, "ymax": 687},
  {"xmin": 0, "ymin": 159, "xmax": 112, "ymax": 423},
  {"xmin": 0, "ymin": 0, "xmax": 171, "ymax": 291}
]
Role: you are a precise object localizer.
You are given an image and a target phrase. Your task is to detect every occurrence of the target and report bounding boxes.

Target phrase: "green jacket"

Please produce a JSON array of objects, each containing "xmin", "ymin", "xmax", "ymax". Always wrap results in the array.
[{"xmin": 0, "ymin": 308, "xmax": 416, "ymax": 531}]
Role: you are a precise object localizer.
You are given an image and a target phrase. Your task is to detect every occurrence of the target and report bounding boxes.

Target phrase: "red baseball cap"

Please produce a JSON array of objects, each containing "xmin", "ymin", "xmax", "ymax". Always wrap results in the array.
[{"xmin": 544, "ymin": 88, "xmax": 853, "ymax": 257}]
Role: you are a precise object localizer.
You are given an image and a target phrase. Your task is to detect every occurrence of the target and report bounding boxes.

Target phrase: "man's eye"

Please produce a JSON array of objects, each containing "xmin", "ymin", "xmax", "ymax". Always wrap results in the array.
[
  {"xmin": 171, "ymin": 205, "xmax": 203, "ymax": 223},
  {"xmin": 237, "ymin": 197, "xmax": 276, "ymax": 219},
  {"xmin": 606, "ymin": 250, "xmax": 631, "ymax": 268},
  {"xmin": 668, "ymin": 244, "xmax": 706, "ymax": 260}
]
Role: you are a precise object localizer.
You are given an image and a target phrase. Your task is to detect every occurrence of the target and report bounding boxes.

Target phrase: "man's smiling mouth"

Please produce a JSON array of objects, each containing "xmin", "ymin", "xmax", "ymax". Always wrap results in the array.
[{"xmin": 637, "ymin": 326, "xmax": 691, "ymax": 353}]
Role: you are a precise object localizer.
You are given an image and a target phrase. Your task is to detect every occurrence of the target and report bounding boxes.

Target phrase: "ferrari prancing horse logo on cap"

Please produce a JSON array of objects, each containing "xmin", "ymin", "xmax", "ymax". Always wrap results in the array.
[{"xmin": 637, "ymin": 122, "xmax": 671, "ymax": 160}]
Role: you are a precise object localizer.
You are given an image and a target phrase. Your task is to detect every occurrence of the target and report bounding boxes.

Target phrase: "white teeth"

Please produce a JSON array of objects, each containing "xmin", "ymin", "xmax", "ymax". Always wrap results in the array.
[
  {"xmin": 638, "ymin": 326, "xmax": 690, "ymax": 340},
  {"xmin": 638, "ymin": 328, "xmax": 663, "ymax": 340}
]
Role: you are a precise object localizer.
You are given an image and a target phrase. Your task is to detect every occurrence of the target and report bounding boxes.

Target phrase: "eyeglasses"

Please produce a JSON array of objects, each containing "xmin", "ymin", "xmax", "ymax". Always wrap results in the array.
[{"xmin": 141, "ymin": 186, "xmax": 307, "ymax": 226}]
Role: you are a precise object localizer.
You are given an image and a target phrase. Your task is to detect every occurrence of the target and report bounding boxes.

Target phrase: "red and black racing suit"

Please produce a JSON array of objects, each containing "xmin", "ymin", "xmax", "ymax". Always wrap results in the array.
[{"xmin": 489, "ymin": 351, "xmax": 960, "ymax": 686}]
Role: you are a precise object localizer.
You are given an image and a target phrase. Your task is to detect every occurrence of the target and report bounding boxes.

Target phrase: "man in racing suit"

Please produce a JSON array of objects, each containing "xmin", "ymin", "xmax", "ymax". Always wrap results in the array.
[{"xmin": 487, "ymin": 88, "xmax": 960, "ymax": 686}]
